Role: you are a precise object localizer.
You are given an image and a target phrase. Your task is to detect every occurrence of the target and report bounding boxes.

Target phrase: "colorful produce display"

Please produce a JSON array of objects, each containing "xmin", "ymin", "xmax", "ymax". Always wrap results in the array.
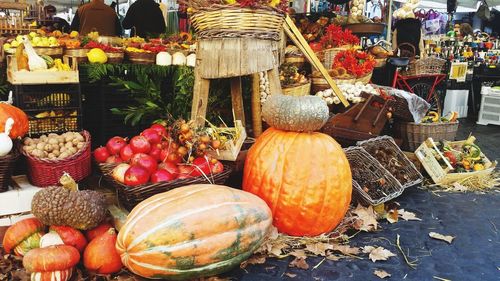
[
  {"xmin": 94, "ymin": 121, "xmax": 225, "ymax": 186},
  {"xmin": 438, "ymin": 136, "xmax": 487, "ymax": 173},
  {"xmin": 116, "ymin": 184, "xmax": 273, "ymax": 279}
]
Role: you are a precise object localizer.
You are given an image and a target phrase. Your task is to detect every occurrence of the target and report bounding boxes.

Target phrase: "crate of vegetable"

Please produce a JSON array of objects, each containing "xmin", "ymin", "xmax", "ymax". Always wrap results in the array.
[
  {"xmin": 94, "ymin": 120, "xmax": 232, "ymax": 210},
  {"xmin": 344, "ymin": 146, "xmax": 404, "ymax": 205},
  {"xmin": 358, "ymin": 136, "xmax": 423, "ymax": 189},
  {"xmin": 205, "ymin": 120, "xmax": 247, "ymax": 161},
  {"xmin": 415, "ymin": 136, "xmax": 497, "ymax": 185}
]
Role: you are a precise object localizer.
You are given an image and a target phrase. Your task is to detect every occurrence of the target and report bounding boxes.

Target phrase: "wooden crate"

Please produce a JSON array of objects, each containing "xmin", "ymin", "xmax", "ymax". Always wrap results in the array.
[
  {"xmin": 415, "ymin": 138, "xmax": 497, "ymax": 185},
  {"xmin": 7, "ymin": 55, "xmax": 79, "ymax": 85},
  {"xmin": 206, "ymin": 120, "xmax": 247, "ymax": 161}
]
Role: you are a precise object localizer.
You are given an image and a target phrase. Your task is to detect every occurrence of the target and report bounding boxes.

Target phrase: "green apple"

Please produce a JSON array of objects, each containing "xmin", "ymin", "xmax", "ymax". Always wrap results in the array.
[
  {"xmin": 16, "ymin": 35, "xmax": 24, "ymax": 43},
  {"xmin": 10, "ymin": 40, "xmax": 19, "ymax": 47},
  {"xmin": 3, "ymin": 43, "xmax": 11, "ymax": 51},
  {"xmin": 48, "ymin": 37, "xmax": 57, "ymax": 45},
  {"xmin": 29, "ymin": 31, "xmax": 37, "ymax": 38}
]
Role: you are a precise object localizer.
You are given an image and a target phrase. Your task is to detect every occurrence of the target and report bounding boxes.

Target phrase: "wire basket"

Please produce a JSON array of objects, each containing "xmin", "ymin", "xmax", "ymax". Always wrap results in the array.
[
  {"xmin": 357, "ymin": 136, "xmax": 423, "ymax": 189},
  {"xmin": 394, "ymin": 121, "xmax": 459, "ymax": 151},
  {"xmin": 282, "ymin": 82, "xmax": 311, "ymax": 96},
  {"xmin": 99, "ymin": 163, "xmax": 233, "ymax": 210},
  {"xmin": 0, "ymin": 148, "xmax": 19, "ymax": 192},
  {"xmin": 344, "ymin": 146, "xmax": 404, "ymax": 205},
  {"xmin": 22, "ymin": 131, "xmax": 91, "ymax": 187},
  {"xmin": 188, "ymin": 5, "xmax": 285, "ymax": 41}
]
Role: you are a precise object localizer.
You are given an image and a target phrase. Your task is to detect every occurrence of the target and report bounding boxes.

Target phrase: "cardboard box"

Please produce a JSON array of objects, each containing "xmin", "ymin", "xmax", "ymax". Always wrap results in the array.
[{"xmin": 0, "ymin": 175, "xmax": 42, "ymax": 217}]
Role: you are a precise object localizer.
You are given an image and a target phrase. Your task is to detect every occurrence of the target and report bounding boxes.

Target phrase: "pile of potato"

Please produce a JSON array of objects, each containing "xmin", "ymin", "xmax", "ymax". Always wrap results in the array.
[{"xmin": 23, "ymin": 132, "xmax": 86, "ymax": 160}]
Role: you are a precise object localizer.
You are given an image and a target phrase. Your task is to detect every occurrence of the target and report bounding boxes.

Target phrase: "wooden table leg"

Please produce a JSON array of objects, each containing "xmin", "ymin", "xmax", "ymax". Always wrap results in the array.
[
  {"xmin": 190, "ymin": 68, "xmax": 210, "ymax": 127},
  {"xmin": 267, "ymin": 67, "xmax": 281, "ymax": 95},
  {"xmin": 251, "ymin": 73, "xmax": 263, "ymax": 137},
  {"xmin": 230, "ymin": 77, "xmax": 245, "ymax": 126}
]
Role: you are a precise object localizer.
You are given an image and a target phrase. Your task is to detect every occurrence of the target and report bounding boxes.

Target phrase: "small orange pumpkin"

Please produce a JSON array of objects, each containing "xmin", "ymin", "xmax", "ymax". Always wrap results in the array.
[{"xmin": 0, "ymin": 102, "xmax": 29, "ymax": 139}]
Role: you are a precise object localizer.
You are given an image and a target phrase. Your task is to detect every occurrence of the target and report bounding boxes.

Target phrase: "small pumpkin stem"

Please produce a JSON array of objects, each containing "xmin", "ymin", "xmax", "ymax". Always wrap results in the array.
[
  {"xmin": 59, "ymin": 173, "xmax": 78, "ymax": 191},
  {"xmin": 107, "ymin": 228, "xmax": 116, "ymax": 235}
]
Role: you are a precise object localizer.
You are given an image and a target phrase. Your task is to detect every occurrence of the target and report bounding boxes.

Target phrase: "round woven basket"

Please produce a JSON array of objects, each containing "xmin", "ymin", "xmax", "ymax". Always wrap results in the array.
[
  {"xmin": 282, "ymin": 82, "xmax": 311, "ymax": 96},
  {"xmin": 311, "ymin": 75, "xmax": 354, "ymax": 93},
  {"xmin": 189, "ymin": 6, "xmax": 285, "ymax": 41},
  {"xmin": 0, "ymin": 148, "xmax": 19, "ymax": 192},
  {"xmin": 126, "ymin": 51, "xmax": 156, "ymax": 64},
  {"xmin": 105, "ymin": 51, "xmax": 124, "ymax": 64},
  {"xmin": 355, "ymin": 72, "xmax": 373, "ymax": 84},
  {"xmin": 64, "ymin": 48, "xmax": 89, "ymax": 63},
  {"xmin": 34, "ymin": 46, "xmax": 64, "ymax": 57},
  {"xmin": 21, "ymin": 131, "xmax": 92, "ymax": 187},
  {"xmin": 316, "ymin": 45, "xmax": 352, "ymax": 69},
  {"xmin": 395, "ymin": 121, "xmax": 459, "ymax": 151},
  {"xmin": 285, "ymin": 55, "xmax": 307, "ymax": 69}
]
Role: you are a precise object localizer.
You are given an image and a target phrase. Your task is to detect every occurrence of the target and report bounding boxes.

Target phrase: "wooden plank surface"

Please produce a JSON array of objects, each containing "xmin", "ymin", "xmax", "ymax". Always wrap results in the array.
[
  {"xmin": 190, "ymin": 67, "xmax": 211, "ymax": 127},
  {"xmin": 230, "ymin": 77, "xmax": 245, "ymax": 126},
  {"xmin": 267, "ymin": 67, "xmax": 281, "ymax": 96},
  {"xmin": 251, "ymin": 73, "xmax": 263, "ymax": 137}
]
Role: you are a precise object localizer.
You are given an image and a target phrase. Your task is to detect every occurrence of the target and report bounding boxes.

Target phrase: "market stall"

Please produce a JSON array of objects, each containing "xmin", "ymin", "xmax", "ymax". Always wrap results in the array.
[{"xmin": 0, "ymin": 0, "xmax": 498, "ymax": 280}]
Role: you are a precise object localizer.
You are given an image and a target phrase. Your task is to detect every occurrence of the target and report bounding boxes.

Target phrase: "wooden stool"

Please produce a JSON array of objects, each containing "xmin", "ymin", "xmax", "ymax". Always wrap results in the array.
[{"xmin": 190, "ymin": 38, "xmax": 283, "ymax": 137}]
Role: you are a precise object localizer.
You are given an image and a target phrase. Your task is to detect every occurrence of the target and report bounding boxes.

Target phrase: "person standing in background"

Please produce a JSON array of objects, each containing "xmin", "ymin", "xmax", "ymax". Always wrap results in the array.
[
  {"xmin": 42, "ymin": 5, "xmax": 70, "ymax": 33},
  {"xmin": 122, "ymin": 0, "xmax": 166, "ymax": 38},
  {"xmin": 70, "ymin": 0, "xmax": 122, "ymax": 36}
]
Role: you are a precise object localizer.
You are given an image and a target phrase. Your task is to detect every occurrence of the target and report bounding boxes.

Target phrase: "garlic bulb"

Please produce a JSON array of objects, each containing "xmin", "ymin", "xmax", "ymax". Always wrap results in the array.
[
  {"xmin": 172, "ymin": 52, "xmax": 187, "ymax": 66},
  {"xmin": 156, "ymin": 52, "xmax": 172, "ymax": 66},
  {"xmin": 0, "ymin": 118, "xmax": 14, "ymax": 157}
]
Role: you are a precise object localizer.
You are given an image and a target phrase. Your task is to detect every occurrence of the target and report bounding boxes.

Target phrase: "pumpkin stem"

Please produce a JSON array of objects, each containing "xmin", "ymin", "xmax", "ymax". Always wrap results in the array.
[
  {"xmin": 59, "ymin": 173, "xmax": 78, "ymax": 191},
  {"xmin": 1, "ymin": 91, "xmax": 13, "ymax": 105},
  {"xmin": 107, "ymin": 228, "xmax": 116, "ymax": 235},
  {"xmin": 4, "ymin": 118, "xmax": 14, "ymax": 135}
]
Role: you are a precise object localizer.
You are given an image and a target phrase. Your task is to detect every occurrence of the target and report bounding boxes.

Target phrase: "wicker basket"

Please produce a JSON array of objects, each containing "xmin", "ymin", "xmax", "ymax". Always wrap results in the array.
[
  {"xmin": 285, "ymin": 55, "xmax": 307, "ymax": 68},
  {"xmin": 358, "ymin": 136, "xmax": 423, "ymax": 189},
  {"xmin": 105, "ymin": 52, "xmax": 124, "ymax": 64},
  {"xmin": 395, "ymin": 121, "xmax": 459, "ymax": 151},
  {"xmin": 344, "ymin": 146, "xmax": 404, "ymax": 205},
  {"xmin": 355, "ymin": 72, "xmax": 372, "ymax": 84},
  {"xmin": 0, "ymin": 148, "xmax": 19, "ymax": 192},
  {"xmin": 64, "ymin": 48, "xmax": 89, "ymax": 63},
  {"xmin": 316, "ymin": 45, "xmax": 351, "ymax": 69},
  {"xmin": 126, "ymin": 51, "xmax": 156, "ymax": 64},
  {"xmin": 99, "ymin": 163, "xmax": 233, "ymax": 210},
  {"xmin": 392, "ymin": 95, "xmax": 414, "ymax": 122},
  {"xmin": 282, "ymin": 82, "xmax": 311, "ymax": 96},
  {"xmin": 415, "ymin": 57, "xmax": 446, "ymax": 75},
  {"xmin": 311, "ymin": 71, "xmax": 354, "ymax": 93},
  {"xmin": 189, "ymin": 5, "xmax": 285, "ymax": 41},
  {"xmin": 34, "ymin": 46, "xmax": 64, "ymax": 57},
  {"xmin": 22, "ymin": 131, "xmax": 91, "ymax": 187}
]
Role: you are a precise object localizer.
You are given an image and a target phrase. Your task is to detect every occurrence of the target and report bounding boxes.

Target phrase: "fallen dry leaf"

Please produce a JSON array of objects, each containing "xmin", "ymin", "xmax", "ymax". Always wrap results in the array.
[
  {"xmin": 240, "ymin": 255, "xmax": 266, "ymax": 269},
  {"xmin": 429, "ymin": 232, "xmax": 455, "ymax": 244},
  {"xmin": 362, "ymin": 246, "xmax": 396, "ymax": 262},
  {"xmin": 284, "ymin": 272, "xmax": 297, "ymax": 278},
  {"xmin": 374, "ymin": 269, "xmax": 392, "ymax": 279},
  {"xmin": 352, "ymin": 204, "xmax": 379, "ymax": 231},
  {"xmin": 399, "ymin": 209, "xmax": 422, "ymax": 221},
  {"xmin": 289, "ymin": 257, "xmax": 309, "ymax": 270},
  {"xmin": 386, "ymin": 209, "xmax": 399, "ymax": 224},
  {"xmin": 305, "ymin": 242, "xmax": 332, "ymax": 256},
  {"xmin": 326, "ymin": 254, "xmax": 341, "ymax": 261},
  {"xmin": 331, "ymin": 244, "xmax": 360, "ymax": 255},
  {"xmin": 289, "ymin": 250, "xmax": 307, "ymax": 259}
]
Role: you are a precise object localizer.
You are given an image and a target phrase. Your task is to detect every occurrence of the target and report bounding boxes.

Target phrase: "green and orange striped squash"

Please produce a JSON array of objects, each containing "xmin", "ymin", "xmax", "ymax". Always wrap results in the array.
[{"xmin": 116, "ymin": 184, "xmax": 273, "ymax": 280}]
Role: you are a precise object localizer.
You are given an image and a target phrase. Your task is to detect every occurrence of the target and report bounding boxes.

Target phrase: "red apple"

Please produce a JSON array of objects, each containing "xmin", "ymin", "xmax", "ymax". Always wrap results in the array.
[
  {"xmin": 93, "ymin": 147, "xmax": 110, "ymax": 163},
  {"xmin": 191, "ymin": 157, "xmax": 212, "ymax": 177},
  {"xmin": 151, "ymin": 169, "xmax": 177, "ymax": 183},
  {"xmin": 149, "ymin": 145, "xmax": 162, "ymax": 161},
  {"xmin": 130, "ymin": 153, "xmax": 157, "ymax": 174},
  {"xmin": 106, "ymin": 136, "xmax": 127, "ymax": 155},
  {"xmin": 129, "ymin": 136, "xmax": 151, "ymax": 154},
  {"xmin": 106, "ymin": 155, "xmax": 123, "ymax": 164},
  {"xmin": 158, "ymin": 161, "xmax": 180, "ymax": 176},
  {"xmin": 141, "ymin": 128, "xmax": 161, "ymax": 144},
  {"xmin": 124, "ymin": 165, "xmax": 150, "ymax": 186},
  {"xmin": 150, "ymin": 123, "xmax": 168, "ymax": 137},
  {"xmin": 119, "ymin": 145, "xmax": 134, "ymax": 162},
  {"xmin": 112, "ymin": 163, "xmax": 131, "ymax": 183}
]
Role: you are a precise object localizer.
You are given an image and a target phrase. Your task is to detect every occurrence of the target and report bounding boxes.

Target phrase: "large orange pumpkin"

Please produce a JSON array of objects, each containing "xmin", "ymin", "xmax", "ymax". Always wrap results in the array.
[
  {"xmin": 116, "ymin": 184, "xmax": 273, "ymax": 280},
  {"xmin": 243, "ymin": 95, "xmax": 352, "ymax": 236},
  {"xmin": 0, "ymin": 103, "xmax": 29, "ymax": 138}
]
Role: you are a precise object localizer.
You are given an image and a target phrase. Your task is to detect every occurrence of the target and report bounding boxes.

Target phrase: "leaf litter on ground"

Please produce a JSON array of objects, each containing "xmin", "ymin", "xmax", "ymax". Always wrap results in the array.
[
  {"xmin": 374, "ymin": 269, "xmax": 392, "ymax": 279},
  {"xmin": 362, "ymin": 246, "xmax": 397, "ymax": 262},
  {"xmin": 429, "ymin": 232, "xmax": 455, "ymax": 244}
]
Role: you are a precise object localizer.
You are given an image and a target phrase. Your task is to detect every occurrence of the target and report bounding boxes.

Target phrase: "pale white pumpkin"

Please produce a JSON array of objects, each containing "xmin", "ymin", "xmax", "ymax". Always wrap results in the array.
[
  {"xmin": 39, "ymin": 232, "xmax": 64, "ymax": 248},
  {"xmin": 156, "ymin": 52, "xmax": 172, "ymax": 66},
  {"xmin": 172, "ymin": 52, "xmax": 187, "ymax": 66},
  {"xmin": 0, "ymin": 118, "xmax": 14, "ymax": 157}
]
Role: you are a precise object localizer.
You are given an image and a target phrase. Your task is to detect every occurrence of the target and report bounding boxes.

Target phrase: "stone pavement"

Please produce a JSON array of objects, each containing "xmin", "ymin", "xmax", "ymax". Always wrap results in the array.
[{"xmin": 224, "ymin": 120, "xmax": 500, "ymax": 281}]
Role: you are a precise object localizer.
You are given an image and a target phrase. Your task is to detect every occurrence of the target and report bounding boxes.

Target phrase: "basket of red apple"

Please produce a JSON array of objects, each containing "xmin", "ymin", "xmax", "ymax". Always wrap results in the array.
[{"xmin": 93, "ymin": 120, "xmax": 232, "ymax": 210}]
